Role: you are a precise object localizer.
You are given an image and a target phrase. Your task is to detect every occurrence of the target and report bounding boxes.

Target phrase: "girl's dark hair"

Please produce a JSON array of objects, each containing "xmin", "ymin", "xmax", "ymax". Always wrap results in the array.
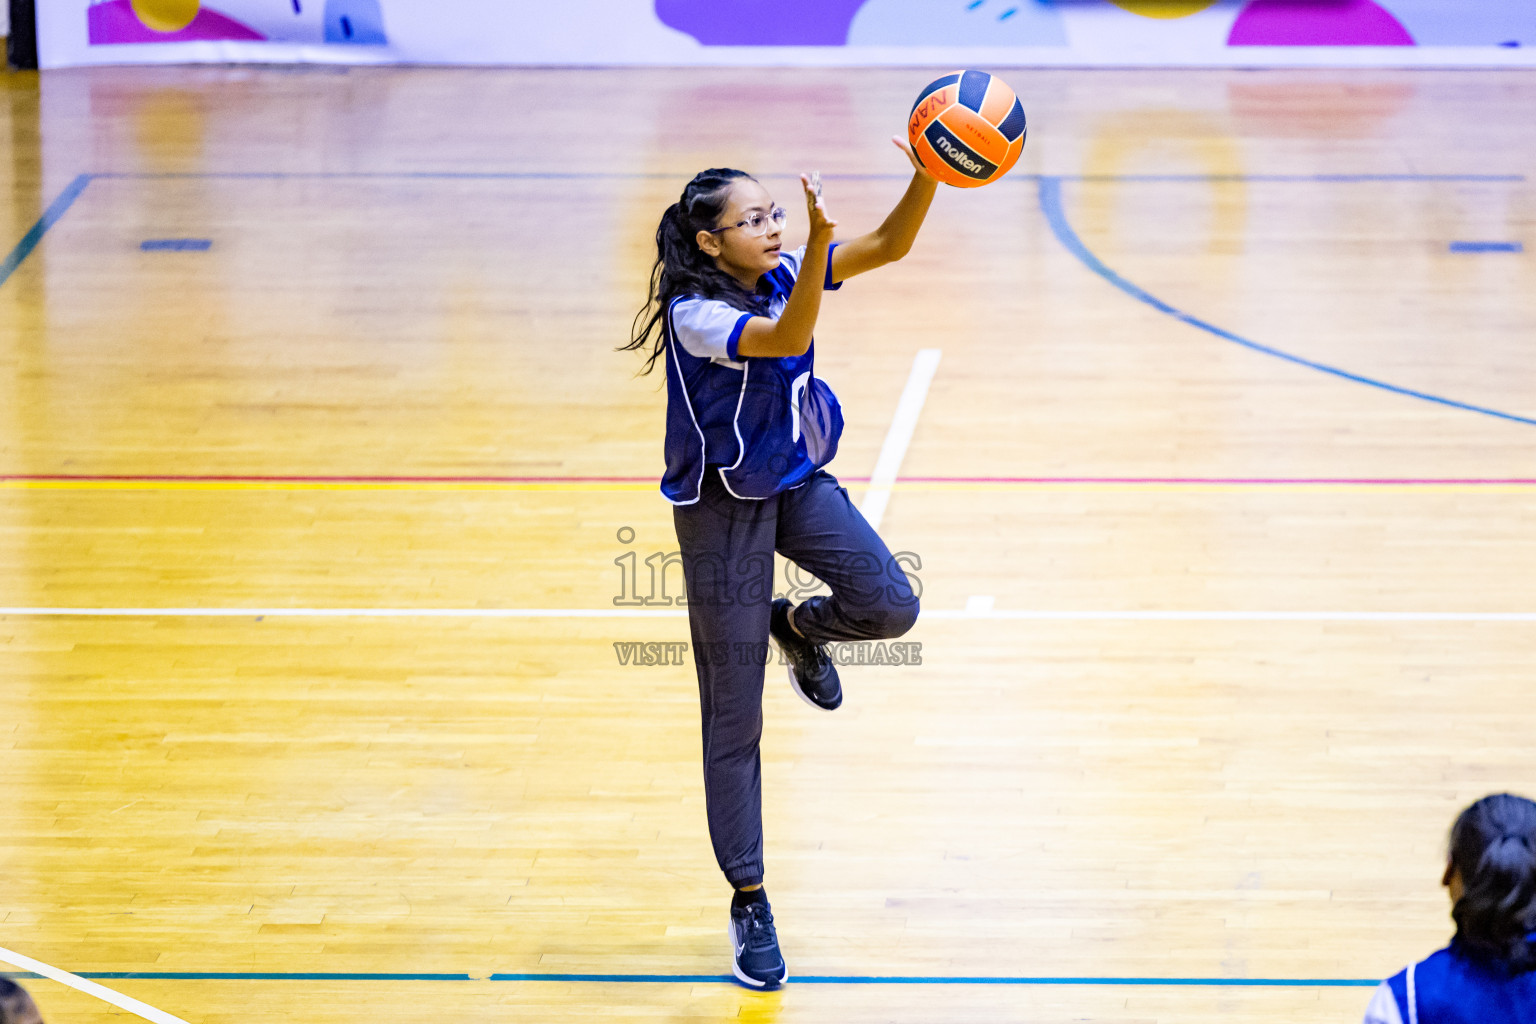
[
  {"xmin": 1448, "ymin": 792, "xmax": 1536, "ymax": 973},
  {"xmin": 0, "ymin": 977, "xmax": 43, "ymax": 1024},
  {"xmin": 621, "ymin": 168, "xmax": 766, "ymax": 375}
]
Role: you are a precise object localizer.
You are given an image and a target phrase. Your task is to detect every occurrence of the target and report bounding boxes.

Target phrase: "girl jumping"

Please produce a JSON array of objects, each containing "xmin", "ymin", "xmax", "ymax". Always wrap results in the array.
[{"xmin": 623, "ymin": 141, "xmax": 937, "ymax": 987}]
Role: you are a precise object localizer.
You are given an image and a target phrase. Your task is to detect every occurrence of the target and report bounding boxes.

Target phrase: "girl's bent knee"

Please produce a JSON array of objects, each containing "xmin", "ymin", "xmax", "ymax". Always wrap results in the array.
[{"xmin": 870, "ymin": 597, "xmax": 919, "ymax": 638}]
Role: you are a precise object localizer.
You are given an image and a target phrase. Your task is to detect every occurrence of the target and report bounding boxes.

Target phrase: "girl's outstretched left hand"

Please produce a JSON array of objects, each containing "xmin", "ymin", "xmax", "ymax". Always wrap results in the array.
[
  {"xmin": 892, "ymin": 135, "xmax": 938, "ymax": 183},
  {"xmin": 801, "ymin": 172, "xmax": 838, "ymax": 244}
]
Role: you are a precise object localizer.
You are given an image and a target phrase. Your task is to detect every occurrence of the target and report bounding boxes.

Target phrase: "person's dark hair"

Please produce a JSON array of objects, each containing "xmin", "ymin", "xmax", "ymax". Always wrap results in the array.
[
  {"xmin": 0, "ymin": 978, "xmax": 43, "ymax": 1024},
  {"xmin": 621, "ymin": 168, "xmax": 767, "ymax": 375},
  {"xmin": 1448, "ymin": 792, "xmax": 1536, "ymax": 973}
]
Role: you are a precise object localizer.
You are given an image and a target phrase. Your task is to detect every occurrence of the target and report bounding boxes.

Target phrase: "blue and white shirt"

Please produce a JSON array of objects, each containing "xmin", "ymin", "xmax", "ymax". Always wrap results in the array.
[
  {"xmin": 660, "ymin": 244, "xmax": 845, "ymax": 504},
  {"xmin": 1363, "ymin": 944, "xmax": 1536, "ymax": 1024}
]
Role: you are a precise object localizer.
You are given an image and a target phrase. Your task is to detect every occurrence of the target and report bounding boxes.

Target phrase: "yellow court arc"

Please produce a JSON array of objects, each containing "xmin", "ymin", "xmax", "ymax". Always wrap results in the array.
[
  {"xmin": 1106, "ymin": 0, "xmax": 1221, "ymax": 18},
  {"xmin": 129, "ymin": 0, "xmax": 201, "ymax": 33}
]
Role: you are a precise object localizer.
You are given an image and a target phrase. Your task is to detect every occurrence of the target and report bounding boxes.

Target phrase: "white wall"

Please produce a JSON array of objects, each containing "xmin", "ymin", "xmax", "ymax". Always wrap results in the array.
[{"xmin": 36, "ymin": 0, "xmax": 1536, "ymax": 70}]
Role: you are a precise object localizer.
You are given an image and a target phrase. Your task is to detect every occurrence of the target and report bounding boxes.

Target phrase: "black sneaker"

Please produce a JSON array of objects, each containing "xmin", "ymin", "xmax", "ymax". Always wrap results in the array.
[
  {"xmin": 769, "ymin": 598, "xmax": 842, "ymax": 711},
  {"xmin": 729, "ymin": 899, "xmax": 788, "ymax": 988}
]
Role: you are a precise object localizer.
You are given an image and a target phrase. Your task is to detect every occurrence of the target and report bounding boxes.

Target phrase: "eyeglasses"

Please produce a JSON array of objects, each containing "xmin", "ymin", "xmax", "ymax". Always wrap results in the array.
[{"xmin": 708, "ymin": 206, "xmax": 787, "ymax": 237}]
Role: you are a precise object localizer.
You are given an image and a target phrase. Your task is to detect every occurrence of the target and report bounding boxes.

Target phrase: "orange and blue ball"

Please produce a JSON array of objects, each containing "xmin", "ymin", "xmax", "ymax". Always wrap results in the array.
[{"xmin": 907, "ymin": 70, "xmax": 1027, "ymax": 189}]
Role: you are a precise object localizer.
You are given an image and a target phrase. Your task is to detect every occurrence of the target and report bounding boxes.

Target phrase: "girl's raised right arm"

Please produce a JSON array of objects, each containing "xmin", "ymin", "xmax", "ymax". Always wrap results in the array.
[{"xmin": 736, "ymin": 175, "xmax": 837, "ymax": 358}]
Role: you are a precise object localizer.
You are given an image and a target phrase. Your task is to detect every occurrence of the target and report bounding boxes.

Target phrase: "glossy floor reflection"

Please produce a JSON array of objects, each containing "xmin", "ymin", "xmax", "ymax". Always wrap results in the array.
[{"xmin": 2, "ymin": 64, "xmax": 1533, "ymax": 1023}]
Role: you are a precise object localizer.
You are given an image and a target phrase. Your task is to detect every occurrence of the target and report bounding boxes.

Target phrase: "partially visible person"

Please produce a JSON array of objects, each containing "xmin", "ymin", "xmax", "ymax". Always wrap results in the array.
[
  {"xmin": 1365, "ymin": 793, "xmax": 1536, "ymax": 1024},
  {"xmin": 0, "ymin": 978, "xmax": 45, "ymax": 1024}
]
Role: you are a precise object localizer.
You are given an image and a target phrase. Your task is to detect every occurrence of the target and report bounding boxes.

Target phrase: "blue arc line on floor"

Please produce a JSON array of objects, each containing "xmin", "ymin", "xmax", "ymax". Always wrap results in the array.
[
  {"xmin": 0, "ymin": 969, "xmax": 1381, "ymax": 987},
  {"xmin": 1037, "ymin": 176, "xmax": 1536, "ymax": 428},
  {"xmin": 0, "ymin": 175, "xmax": 93, "ymax": 292}
]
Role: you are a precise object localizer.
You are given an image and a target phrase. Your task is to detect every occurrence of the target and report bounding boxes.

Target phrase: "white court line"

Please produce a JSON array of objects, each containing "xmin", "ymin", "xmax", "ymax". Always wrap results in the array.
[
  {"xmin": 1, "ymin": 607, "xmax": 1533, "ymax": 622},
  {"xmin": 859, "ymin": 348, "xmax": 942, "ymax": 530},
  {"xmin": 925, "ymin": 609, "xmax": 1536, "ymax": 622},
  {"xmin": 0, "ymin": 946, "xmax": 190, "ymax": 1024}
]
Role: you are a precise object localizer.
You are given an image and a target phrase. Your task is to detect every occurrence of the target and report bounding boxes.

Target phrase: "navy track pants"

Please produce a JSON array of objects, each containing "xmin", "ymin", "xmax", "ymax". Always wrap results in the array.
[{"xmin": 671, "ymin": 468, "xmax": 920, "ymax": 888}]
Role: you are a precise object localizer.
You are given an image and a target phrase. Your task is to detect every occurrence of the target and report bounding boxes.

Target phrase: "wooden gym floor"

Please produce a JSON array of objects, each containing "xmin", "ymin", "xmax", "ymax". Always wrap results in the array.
[{"xmin": 1, "ymin": 64, "xmax": 1533, "ymax": 1023}]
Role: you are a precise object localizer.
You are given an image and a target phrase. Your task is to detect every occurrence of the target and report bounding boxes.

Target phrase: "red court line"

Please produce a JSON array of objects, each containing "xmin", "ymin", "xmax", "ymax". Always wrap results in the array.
[
  {"xmin": 0, "ymin": 474, "xmax": 656, "ymax": 483},
  {"xmin": 4, "ymin": 474, "xmax": 1536, "ymax": 485},
  {"xmin": 898, "ymin": 476, "xmax": 1536, "ymax": 485}
]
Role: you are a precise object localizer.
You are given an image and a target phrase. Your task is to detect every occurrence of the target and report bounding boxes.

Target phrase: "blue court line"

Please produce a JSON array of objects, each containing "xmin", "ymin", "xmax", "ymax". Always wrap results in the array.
[
  {"xmin": 141, "ymin": 238, "xmax": 213, "ymax": 251},
  {"xmin": 1449, "ymin": 241, "xmax": 1523, "ymax": 253},
  {"xmin": 2, "ymin": 169, "xmax": 1523, "ymax": 304},
  {"xmin": 1037, "ymin": 176, "xmax": 1536, "ymax": 428},
  {"xmin": 1, "ymin": 970, "xmax": 1381, "ymax": 987},
  {"xmin": 0, "ymin": 174, "xmax": 93, "ymax": 292},
  {"xmin": 488, "ymin": 973, "xmax": 1381, "ymax": 987}
]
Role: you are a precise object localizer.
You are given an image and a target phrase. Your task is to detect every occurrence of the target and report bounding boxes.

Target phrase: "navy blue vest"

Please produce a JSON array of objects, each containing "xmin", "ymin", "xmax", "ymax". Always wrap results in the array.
[
  {"xmin": 1386, "ymin": 945, "xmax": 1536, "ymax": 1024},
  {"xmin": 660, "ymin": 257, "xmax": 843, "ymax": 503}
]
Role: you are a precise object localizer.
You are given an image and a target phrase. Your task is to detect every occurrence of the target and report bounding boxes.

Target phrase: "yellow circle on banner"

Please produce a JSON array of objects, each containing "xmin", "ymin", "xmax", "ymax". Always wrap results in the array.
[
  {"xmin": 130, "ymin": 0, "xmax": 201, "ymax": 33},
  {"xmin": 1106, "ymin": 0, "xmax": 1220, "ymax": 18}
]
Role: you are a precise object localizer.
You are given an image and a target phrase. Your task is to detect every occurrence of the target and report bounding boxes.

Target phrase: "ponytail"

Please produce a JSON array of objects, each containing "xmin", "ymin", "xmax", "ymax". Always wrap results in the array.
[
  {"xmin": 1448, "ymin": 792, "xmax": 1536, "ymax": 973},
  {"xmin": 621, "ymin": 168, "xmax": 766, "ymax": 375}
]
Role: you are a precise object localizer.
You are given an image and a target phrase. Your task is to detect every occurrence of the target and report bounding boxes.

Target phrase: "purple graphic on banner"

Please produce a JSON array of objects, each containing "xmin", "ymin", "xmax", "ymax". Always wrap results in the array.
[
  {"xmin": 655, "ymin": 0, "xmax": 871, "ymax": 46},
  {"xmin": 88, "ymin": 0, "xmax": 266, "ymax": 44},
  {"xmin": 1229, "ymin": 0, "xmax": 1415, "ymax": 46}
]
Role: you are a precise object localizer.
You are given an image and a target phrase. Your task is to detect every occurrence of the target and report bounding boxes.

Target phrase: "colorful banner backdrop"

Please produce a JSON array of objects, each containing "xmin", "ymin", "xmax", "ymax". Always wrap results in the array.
[{"xmin": 37, "ymin": 0, "xmax": 1536, "ymax": 68}]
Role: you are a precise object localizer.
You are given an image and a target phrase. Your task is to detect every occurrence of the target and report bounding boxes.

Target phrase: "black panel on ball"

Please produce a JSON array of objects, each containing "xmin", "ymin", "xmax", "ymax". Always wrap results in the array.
[
  {"xmin": 998, "ymin": 98, "xmax": 1027, "ymax": 143},
  {"xmin": 957, "ymin": 70, "xmax": 991, "ymax": 113},
  {"xmin": 923, "ymin": 121, "xmax": 997, "ymax": 180},
  {"xmin": 909, "ymin": 72, "xmax": 962, "ymax": 115}
]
